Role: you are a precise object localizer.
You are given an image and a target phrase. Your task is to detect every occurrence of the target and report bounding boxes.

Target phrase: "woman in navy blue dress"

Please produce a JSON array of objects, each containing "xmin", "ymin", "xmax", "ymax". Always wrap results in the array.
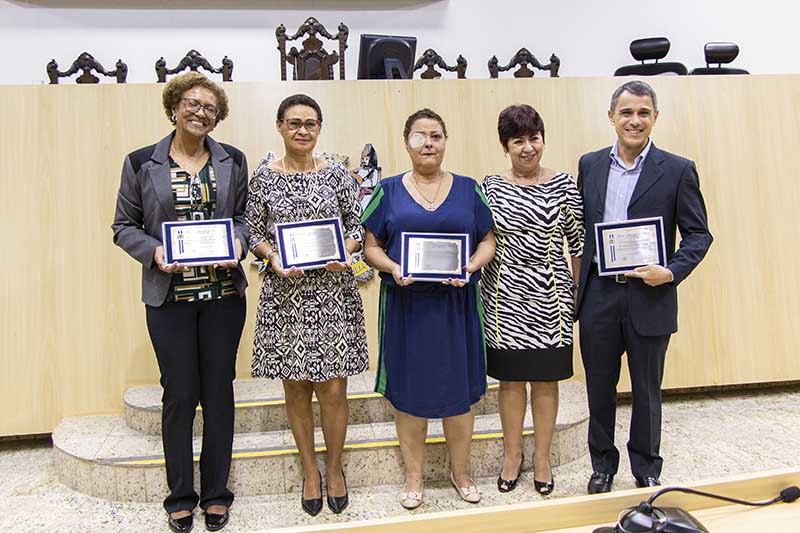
[{"xmin": 362, "ymin": 109, "xmax": 496, "ymax": 508}]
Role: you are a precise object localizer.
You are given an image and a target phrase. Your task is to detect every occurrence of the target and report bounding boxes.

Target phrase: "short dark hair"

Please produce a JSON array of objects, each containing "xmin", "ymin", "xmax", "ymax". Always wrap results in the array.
[
  {"xmin": 497, "ymin": 104, "xmax": 545, "ymax": 147},
  {"xmin": 403, "ymin": 108, "xmax": 448, "ymax": 140},
  {"xmin": 610, "ymin": 80, "xmax": 658, "ymax": 112},
  {"xmin": 276, "ymin": 94, "xmax": 323, "ymax": 122}
]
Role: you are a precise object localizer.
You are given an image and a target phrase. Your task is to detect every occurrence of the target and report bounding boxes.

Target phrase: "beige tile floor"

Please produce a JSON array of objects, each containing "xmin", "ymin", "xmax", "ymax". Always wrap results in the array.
[{"xmin": 2, "ymin": 385, "xmax": 799, "ymax": 533}]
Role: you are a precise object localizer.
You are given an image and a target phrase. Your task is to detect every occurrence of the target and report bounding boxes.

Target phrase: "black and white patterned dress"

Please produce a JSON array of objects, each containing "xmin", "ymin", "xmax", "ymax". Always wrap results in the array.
[
  {"xmin": 479, "ymin": 173, "xmax": 584, "ymax": 381},
  {"xmin": 246, "ymin": 159, "xmax": 369, "ymax": 381}
]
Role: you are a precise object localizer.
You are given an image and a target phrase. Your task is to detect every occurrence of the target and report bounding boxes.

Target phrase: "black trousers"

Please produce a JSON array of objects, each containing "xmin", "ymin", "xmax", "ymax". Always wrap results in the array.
[
  {"xmin": 578, "ymin": 273, "xmax": 670, "ymax": 478},
  {"xmin": 146, "ymin": 295, "xmax": 246, "ymax": 513}
]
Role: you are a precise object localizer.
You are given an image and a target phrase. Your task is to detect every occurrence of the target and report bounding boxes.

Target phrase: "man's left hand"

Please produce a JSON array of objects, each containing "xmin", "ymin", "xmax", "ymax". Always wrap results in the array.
[{"xmin": 625, "ymin": 265, "xmax": 673, "ymax": 287}]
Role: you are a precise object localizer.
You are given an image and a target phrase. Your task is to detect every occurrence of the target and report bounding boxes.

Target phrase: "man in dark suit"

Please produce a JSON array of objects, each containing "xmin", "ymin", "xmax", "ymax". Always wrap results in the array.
[{"xmin": 576, "ymin": 80, "xmax": 712, "ymax": 493}]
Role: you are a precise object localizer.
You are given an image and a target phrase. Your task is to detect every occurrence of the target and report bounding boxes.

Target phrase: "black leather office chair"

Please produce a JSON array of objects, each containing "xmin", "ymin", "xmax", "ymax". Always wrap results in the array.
[
  {"xmin": 689, "ymin": 42, "xmax": 749, "ymax": 75},
  {"xmin": 614, "ymin": 37, "xmax": 687, "ymax": 76}
]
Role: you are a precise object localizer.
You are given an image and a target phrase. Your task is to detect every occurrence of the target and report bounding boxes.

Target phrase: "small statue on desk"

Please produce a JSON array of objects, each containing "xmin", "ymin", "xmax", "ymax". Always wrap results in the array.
[{"xmin": 350, "ymin": 144, "xmax": 382, "ymax": 283}]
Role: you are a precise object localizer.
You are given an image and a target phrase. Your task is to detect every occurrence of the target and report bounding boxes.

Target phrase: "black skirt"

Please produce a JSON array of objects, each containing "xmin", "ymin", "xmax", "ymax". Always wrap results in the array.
[{"xmin": 487, "ymin": 345, "xmax": 574, "ymax": 382}]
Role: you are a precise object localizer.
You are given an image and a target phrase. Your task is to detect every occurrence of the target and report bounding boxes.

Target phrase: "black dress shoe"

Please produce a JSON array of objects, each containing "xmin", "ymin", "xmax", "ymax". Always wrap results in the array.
[
  {"xmin": 326, "ymin": 470, "xmax": 349, "ymax": 514},
  {"xmin": 497, "ymin": 458, "xmax": 523, "ymax": 493},
  {"xmin": 204, "ymin": 509, "xmax": 229, "ymax": 531},
  {"xmin": 587, "ymin": 472, "xmax": 614, "ymax": 494},
  {"xmin": 634, "ymin": 475, "xmax": 661, "ymax": 488},
  {"xmin": 301, "ymin": 473, "xmax": 324, "ymax": 517},
  {"xmin": 167, "ymin": 513, "xmax": 193, "ymax": 533}
]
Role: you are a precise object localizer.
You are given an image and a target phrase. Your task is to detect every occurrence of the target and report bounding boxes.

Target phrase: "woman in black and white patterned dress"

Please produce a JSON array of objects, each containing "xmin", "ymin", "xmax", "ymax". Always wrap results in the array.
[
  {"xmin": 246, "ymin": 94, "xmax": 368, "ymax": 516},
  {"xmin": 480, "ymin": 105, "xmax": 583, "ymax": 496}
]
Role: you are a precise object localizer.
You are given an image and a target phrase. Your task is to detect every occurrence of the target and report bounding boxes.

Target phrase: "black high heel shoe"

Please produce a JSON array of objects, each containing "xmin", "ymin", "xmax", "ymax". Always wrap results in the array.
[
  {"xmin": 326, "ymin": 469, "xmax": 349, "ymax": 514},
  {"xmin": 534, "ymin": 468, "xmax": 555, "ymax": 496},
  {"xmin": 497, "ymin": 458, "xmax": 524, "ymax": 493},
  {"xmin": 301, "ymin": 471, "xmax": 324, "ymax": 516}
]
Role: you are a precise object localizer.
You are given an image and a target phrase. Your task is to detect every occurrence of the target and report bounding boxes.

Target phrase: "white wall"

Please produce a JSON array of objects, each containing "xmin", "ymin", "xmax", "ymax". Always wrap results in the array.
[{"xmin": 1, "ymin": 0, "xmax": 798, "ymax": 85}]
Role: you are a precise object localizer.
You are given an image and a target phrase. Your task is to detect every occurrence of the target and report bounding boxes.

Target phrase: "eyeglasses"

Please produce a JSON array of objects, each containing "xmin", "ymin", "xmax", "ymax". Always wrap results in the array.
[
  {"xmin": 283, "ymin": 119, "xmax": 321, "ymax": 132},
  {"xmin": 181, "ymin": 98, "xmax": 219, "ymax": 118}
]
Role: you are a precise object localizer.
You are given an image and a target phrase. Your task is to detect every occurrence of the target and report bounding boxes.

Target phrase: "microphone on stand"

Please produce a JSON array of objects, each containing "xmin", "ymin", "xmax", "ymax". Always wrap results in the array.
[{"xmin": 593, "ymin": 484, "xmax": 800, "ymax": 533}]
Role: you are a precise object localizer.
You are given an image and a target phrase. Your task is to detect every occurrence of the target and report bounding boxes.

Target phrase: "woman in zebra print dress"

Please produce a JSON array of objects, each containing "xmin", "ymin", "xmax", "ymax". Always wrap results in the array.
[{"xmin": 480, "ymin": 105, "xmax": 583, "ymax": 496}]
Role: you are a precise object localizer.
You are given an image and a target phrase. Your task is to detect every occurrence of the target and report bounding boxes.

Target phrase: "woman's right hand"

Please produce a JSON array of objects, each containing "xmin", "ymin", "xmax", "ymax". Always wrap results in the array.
[
  {"xmin": 154, "ymin": 245, "xmax": 187, "ymax": 273},
  {"xmin": 270, "ymin": 253, "xmax": 303, "ymax": 278},
  {"xmin": 391, "ymin": 263, "xmax": 414, "ymax": 286}
]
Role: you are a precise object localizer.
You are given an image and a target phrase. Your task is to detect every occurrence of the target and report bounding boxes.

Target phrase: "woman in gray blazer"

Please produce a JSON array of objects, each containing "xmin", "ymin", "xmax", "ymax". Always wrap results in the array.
[{"xmin": 112, "ymin": 72, "xmax": 248, "ymax": 533}]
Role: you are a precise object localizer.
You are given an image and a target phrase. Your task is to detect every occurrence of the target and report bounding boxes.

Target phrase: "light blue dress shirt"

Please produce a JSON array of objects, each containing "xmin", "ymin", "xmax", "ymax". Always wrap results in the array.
[
  {"xmin": 593, "ymin": 140, "xmax": 652, "ymax": 263},
  {"xmin": 603, "ymin": 139, "xmax": 652, "ymax": 223}
]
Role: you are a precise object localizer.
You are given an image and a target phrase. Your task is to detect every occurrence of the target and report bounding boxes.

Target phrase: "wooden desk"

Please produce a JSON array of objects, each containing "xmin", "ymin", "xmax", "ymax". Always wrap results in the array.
[
  {"xmin": 549, "ymin": 503, "xmax": 798, "ymax": 532},
  {"xmin": 271, "ymin": 469, "xmax": 800, "ymax": 532}
]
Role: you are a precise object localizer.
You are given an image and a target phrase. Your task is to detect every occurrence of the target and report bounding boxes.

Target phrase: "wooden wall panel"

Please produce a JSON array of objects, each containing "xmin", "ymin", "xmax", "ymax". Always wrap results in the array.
[{"xmin": 1, "ymin": 75, "xmax": 798, "ymax": 436}]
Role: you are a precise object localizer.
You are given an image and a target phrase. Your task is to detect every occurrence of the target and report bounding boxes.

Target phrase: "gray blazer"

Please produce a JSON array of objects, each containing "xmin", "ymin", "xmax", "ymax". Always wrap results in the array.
[{"xmin": 112, "ymin": 132, "xmax": 249, "ymax": 306}]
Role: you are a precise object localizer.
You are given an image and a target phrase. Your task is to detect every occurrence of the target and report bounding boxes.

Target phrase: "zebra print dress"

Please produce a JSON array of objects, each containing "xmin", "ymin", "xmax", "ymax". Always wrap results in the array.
[{"xmin": 480, "ymin": 173, "xmax": 584, "ymax": 381}]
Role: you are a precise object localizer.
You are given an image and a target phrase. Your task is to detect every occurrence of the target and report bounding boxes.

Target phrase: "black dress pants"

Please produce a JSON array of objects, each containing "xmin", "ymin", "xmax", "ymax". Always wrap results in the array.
[
  {"xmin": 146, "ymin": 295, "xmax": 246, "ymax": 513},
  {"xmin": 578, "ymin": 273, "xmax": 670, "ymax": 479}
]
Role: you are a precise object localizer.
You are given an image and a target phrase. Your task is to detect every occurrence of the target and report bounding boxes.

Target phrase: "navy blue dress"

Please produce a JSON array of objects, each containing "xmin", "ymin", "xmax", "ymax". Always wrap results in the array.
[{"xmin": 361, "ymin": 174, "xmax": 494, "ymax": 418}]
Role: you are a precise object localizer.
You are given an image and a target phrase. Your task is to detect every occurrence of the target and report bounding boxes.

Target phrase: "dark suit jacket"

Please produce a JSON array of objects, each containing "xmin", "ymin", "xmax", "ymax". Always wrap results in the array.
[
  {"xmin": 576, "ymin": 143, "xmax": 712, "ymax": 336},
  {"xmin": 112, "ymin": 132, "xmax": 249, "ymax": 306}
]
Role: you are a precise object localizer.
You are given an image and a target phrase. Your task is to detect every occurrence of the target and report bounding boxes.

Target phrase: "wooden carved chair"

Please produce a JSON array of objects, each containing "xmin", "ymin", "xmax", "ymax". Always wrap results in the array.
[
  {"xmin": 413, "ymin": 49, "xmax": 467, "ymax": 79},
  {"xmin": 488, "ymin": 48, "xmax": 560, "ymax": 78},
  {"xmin": 276, "ymin": 16, "xmax": 349, "ymax": 80},
  {"xmin": 46, "ymin": 52, "xmax": 127, "ymax": 84},
  {"xmin": 155, "ymin": 50, "xmax": 233, "ymax": 82}
]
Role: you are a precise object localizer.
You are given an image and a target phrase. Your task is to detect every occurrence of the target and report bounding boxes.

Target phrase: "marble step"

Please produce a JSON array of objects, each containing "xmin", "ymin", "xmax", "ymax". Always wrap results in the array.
[
  {"xmin": 124, "ymin": 370, "xmax": 501, "ymax": 435},
  {"xmin": 54, "ymin": 382, "xmax": 588, "ymax": 503}
]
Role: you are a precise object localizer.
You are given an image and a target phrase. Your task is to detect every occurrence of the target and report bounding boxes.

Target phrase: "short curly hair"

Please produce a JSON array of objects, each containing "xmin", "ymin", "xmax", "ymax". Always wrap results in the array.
[
  {"xmin": 498, "ymin": 104, "xmax": 545, "ymax": 148},
  {"xmin": 162, "ymin": 72, "xmax": 230, "ymax": 126},
  {"xmin": 403, "ymin": 108, "xmax": 448, "ymax": 140}
]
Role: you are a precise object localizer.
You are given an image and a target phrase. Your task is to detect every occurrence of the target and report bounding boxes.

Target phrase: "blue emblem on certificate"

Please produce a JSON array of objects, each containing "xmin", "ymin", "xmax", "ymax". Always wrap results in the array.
[
  {"xmin": 162, "ymin": 218, "xmax": 236, "ymax": 266},
  {"xmin": 274, "ymin": 218, "xmax": 347, "ymax": 271},
  {"xmin": 400, "ymin": 232, "xmax": 470, "ymax": 282},
  {"xmin": 595, "ymin": 216, "xmax": 667, "ymax": 275}
]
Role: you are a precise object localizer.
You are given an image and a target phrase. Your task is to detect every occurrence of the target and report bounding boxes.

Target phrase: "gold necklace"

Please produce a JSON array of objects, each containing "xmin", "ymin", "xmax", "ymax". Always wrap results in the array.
[{"xmin": 410, "ymin": 170, "xmax": 445, "ymax": 211}]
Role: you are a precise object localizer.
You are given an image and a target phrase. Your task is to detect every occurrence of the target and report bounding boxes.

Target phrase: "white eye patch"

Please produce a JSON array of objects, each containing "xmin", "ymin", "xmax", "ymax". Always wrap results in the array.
[
  {"xmin": 408, "ymin": 132, "xmax": 427, "ymax": 148},
  {"xmin": 408, "ymin": 131, "xmax": 444, "ymax": 148}
]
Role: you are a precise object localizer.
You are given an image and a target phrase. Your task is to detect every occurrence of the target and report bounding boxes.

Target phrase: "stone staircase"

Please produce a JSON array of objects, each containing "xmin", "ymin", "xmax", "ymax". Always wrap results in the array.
[{"xmin": 52, "ymin": 371, "xmax": 588, "ymax": 503}]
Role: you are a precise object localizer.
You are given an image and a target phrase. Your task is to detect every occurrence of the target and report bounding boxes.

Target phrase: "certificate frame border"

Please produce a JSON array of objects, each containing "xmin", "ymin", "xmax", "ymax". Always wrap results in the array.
[
  {"xmin": 595, "ymin": 216, "xmax": 667, "ymax": 275},
  {"xmin": 400, "ymin": 232, "xmax": 470, "ymax": 283},
  {"xmin": 162, "ymin": 218, "xmax": 236, "ymax": 266},
  {"xmin": 274, "ymin": 217, "xmax": 347, "ymax": 271}
]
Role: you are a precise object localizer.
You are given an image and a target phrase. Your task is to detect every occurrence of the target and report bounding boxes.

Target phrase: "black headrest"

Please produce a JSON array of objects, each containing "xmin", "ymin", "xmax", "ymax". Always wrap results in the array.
[
  {"xmin": 705, "ymin": 42, "xmax": 739, "ymax": 65},
  {"xmin": 630, "ymin": 37, "xmax": 670, "ymax": 62}
]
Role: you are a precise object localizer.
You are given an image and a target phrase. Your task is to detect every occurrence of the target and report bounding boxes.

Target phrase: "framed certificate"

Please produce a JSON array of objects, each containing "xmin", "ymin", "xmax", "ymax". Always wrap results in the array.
[
  {"xmin": 274, "ymin": 217, "xmax": 347, "ymax": 271},
  {"xmin": 595, "ymin": 216, "xmax": 667, "ymax": 276},
  {"xmin": 400, "ymin": 232, "xmax": 470, "ymax": 282},
  {"xmin": 162, "ymin": 218, "xmax": 236, "ymax": 267}
]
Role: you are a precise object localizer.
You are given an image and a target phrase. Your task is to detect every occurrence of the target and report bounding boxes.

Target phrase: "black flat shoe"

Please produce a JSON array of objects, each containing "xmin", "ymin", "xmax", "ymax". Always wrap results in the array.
[
  {"xmin": 634, "ymin": 475, "xmax": 661, "ymax": 488},
  {"xmin": 326, "ymin": 469, "xmax": 349, "ymax": 514},
  {"xmin": 167, "ymin": 513, "xmax": 193, "ymax": 533},
  {"xmin": 587, "ymin": 472, "xmax": 614, "ymax": 494},
  {"xmin": 301, "ymin": 472, "xmax": 324, "ymax": 517},
  {"xmin": 204, "ymin": 509, "xmax": 229, "ymax": 531},
  {"xmin": 497, "ymin": 458, "xmax": 524, "ymax": 493}
]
